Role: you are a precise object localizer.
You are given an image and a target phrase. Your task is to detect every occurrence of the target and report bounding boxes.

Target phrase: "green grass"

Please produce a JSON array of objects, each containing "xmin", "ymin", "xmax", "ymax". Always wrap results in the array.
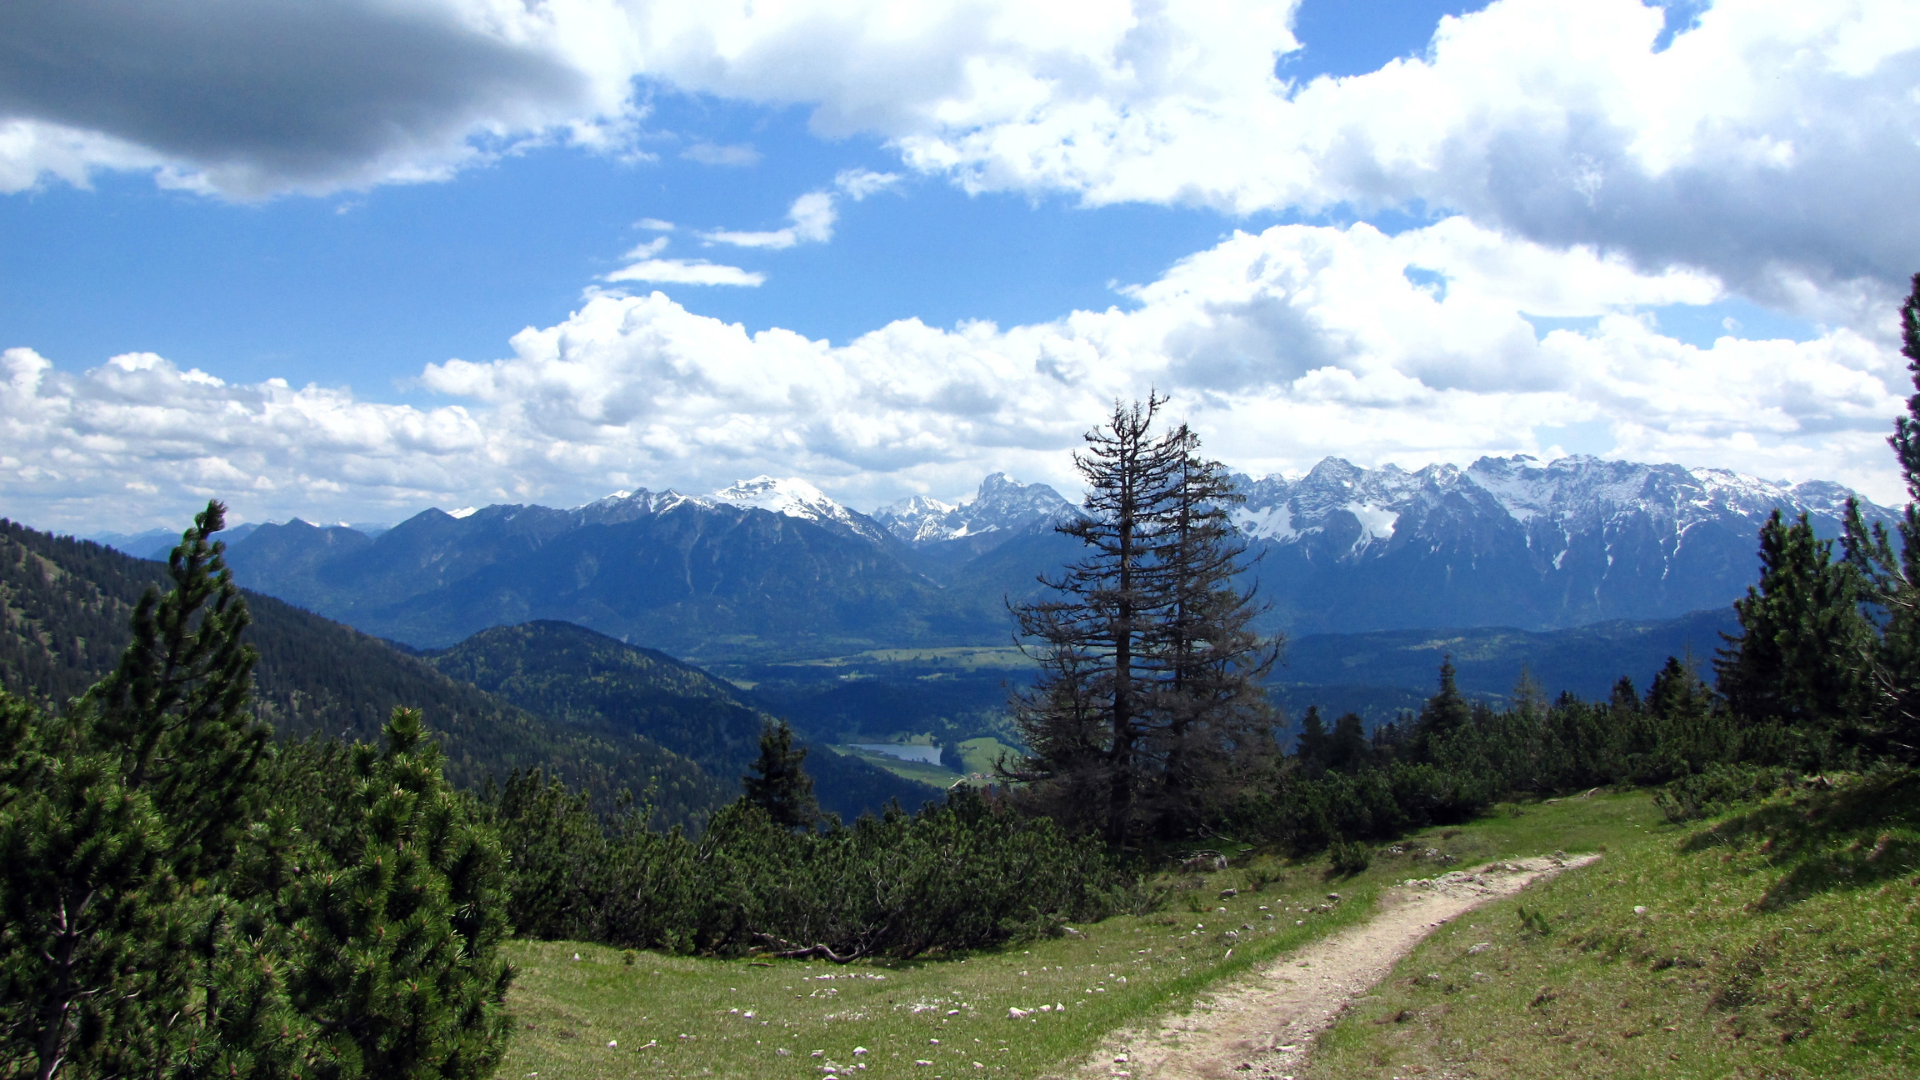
[
  {"xmin": 956, "ymin": 738, "xmax": 1018, "ymax": 778},
  {"xmin": 1306, "ymin": 772, "xmax": 1920, "ymax": 1080},
  {"xmin": 829, "ymin": 745, "xmax": 953, "ymax": 789},
  {"xmin": 823, "ymin": 739, "xmax": 1018, "ymax": 788},
  {"xmin": 499, "ymin": 796, "xmax": 1642, "ymax": 1079}
]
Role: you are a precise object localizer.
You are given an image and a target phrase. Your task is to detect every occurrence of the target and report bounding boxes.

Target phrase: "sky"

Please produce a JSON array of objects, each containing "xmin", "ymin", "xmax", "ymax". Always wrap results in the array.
[{"xmin": 1, "ymin": 0, "xmax": 1917, "ymax": 534}]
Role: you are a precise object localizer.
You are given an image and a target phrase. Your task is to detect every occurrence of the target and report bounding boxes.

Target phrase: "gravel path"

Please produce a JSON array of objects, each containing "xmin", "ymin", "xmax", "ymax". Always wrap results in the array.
[{"xmin": 1057, "ymin": 853, "xmax": 1602, "ymax": 1080}]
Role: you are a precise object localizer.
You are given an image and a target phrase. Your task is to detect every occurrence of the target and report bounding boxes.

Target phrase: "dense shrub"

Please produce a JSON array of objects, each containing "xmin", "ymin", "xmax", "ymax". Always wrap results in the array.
[
  {"xmin": 1653, "ymin": 764, "xmax": 1801, "ymax": 824},
  {"xmin": 487, "ymin": 777, "xmax": 1127, "ymax": 959}
]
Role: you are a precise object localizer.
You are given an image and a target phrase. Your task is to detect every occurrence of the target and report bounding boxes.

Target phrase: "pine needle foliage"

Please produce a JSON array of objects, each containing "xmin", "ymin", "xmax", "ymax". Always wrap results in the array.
[{"xmin": 0, "ymin": 503, "xmax": 514, "ymax": 1080}]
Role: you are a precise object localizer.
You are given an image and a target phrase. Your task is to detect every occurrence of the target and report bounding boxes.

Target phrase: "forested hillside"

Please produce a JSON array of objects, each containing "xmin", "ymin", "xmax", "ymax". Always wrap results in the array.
[
  {"xmin": 421, "ymin": 620, "xmax": 940, "ymax": 821},
  {"xmin": 1, "ymin": 520, "xmax": 731, "ymax": 828}
]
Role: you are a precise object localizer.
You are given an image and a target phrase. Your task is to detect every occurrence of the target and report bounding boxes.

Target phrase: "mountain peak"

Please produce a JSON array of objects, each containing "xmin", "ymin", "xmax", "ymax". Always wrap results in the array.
[
  {"xmin": 873, "ymin": 473, "xmax": 1081, "ymax": 548},
  {"xmin": 697, "ymin": 476, "xmax": 889, "ymax": 545}
]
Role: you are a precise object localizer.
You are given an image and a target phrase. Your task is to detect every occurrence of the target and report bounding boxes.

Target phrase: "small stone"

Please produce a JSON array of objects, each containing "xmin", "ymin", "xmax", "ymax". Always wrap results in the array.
[
  {"xmin": 854, "ymin": 1047, "xmax": 868, "ymax": 1055},
  {"xmin": 915, "ymin": 1061, "xmax": 933, "ymax": 1067},
  {"xmin": 607, "ymin": 1041, "xmax": 618, "ymax": 1048},
  {"xmin": 571, "ymin": 953, "xmax": 581, "ymax": 961},
  {"xmin": 812, "ymin": 1050, "xmax": 825, "ymax": 1058},
  {"xmin": 1326, "ymin": 892, "xmax": 1341, "ymax": 901},
  {"xmin": 1219, "ymin": 888, "xmax": 1239, "ymax": 899},
  {"xmin": 1008, "ymin": 1007, "xmax": 1031, "ymax": 1019},
  {"xmin": 1634, "ymin": 905, "xmax": 1649, "ymax": 916}
]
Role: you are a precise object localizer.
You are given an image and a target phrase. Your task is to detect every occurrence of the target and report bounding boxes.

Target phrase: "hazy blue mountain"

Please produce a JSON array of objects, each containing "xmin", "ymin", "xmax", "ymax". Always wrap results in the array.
[
  {"xmin": 214, "ymin": 456, "xmax": 1891, "ymax": 657},
  {"xmin": 225, "ymin": 494, "xmax": 1001, "ymax": 658}
]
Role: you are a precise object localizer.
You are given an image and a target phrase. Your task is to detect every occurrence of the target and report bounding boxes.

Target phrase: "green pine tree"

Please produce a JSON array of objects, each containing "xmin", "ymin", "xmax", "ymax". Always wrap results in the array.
[
  {"xmin": 86, "ymin": 499, "xmax": 268, "ymax": 882},
  {"xmin": 1844, "ymin": 272, "xmax": 1920, "ymax": 756},
  {"xmin": 0, "ymin": 693, "xmax": 193, "ymax": 1080},
  {"xmin": 742, "ymin": 719, "xmax": 819, "ymax": 830},
  {"xmin": 1411, "ymin": 657, "xmax": 1473, "ymax": 762},
  {"xmin": 270, "ymin": 708, "xmax": 514, "ymax": 1079},
  {"xmin": 1717, "ymin": 510, "xmax": 1873, "ymax": 757}
]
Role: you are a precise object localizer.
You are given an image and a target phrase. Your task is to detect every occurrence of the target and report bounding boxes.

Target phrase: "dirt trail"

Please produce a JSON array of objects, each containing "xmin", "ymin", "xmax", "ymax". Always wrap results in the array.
[{"xmin": 1059, "ymin": 853, "xmax": 1601, "ymax": 1080}]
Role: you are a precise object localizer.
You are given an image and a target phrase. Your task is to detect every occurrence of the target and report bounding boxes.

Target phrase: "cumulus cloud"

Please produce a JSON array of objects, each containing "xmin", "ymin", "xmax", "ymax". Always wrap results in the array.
[
  {"xmin": 3, "ymin": 0, "xmax": 1909, "ymax": 329},
  {"xmin": 7, "ymin": 217, "xmax": 1907, "ymax": 532},
  {"xmin": 882, "ymin": 0, "xmax": 1920, "ymax": 318}
]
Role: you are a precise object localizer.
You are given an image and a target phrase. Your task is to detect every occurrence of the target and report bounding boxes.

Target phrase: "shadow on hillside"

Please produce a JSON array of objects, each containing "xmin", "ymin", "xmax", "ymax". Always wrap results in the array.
[{"xmin": 1679, "ymin": 766, "xmax": 1920, "ymax": 911}]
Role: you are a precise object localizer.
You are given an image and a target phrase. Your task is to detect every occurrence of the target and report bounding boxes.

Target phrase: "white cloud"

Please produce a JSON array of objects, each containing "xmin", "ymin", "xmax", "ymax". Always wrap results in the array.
[
  {"xmin": 680, "ymin": 141, "xmax": 762, "ymax": 166},
  {"xmin": 702, "ymin": 189, "xmax": 838, "ymax": 249},
  {"xmin": 8, "ymin": 218, "xmax": 1908, "ymax": 532},
  {"xmin": 3, "ymin": 0, "xmax": 1909, "ymax": 329},
  {"xmin": 634, "ymin": 217, "xmax": 676, "ymax": 231},
  {"xmin": 603, "ymin": 259, "xmax": 765, "ymax": 286},
  {"xmin": 881, "ymin": 0, "xmax": 1920, "ymax": 317},
  {"xmin": 834, "ymin": 168, "xmax": 901, "ymax": 200}
]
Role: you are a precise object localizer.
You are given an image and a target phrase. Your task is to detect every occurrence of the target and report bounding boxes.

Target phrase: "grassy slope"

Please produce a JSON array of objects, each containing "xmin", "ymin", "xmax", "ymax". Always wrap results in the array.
[
  {"xmin": 497, "ymin": 795, "xmax": 1639, "ymax": 1079},
  {"xmin": 1308, "ymin": 772, "xmax": 1920, "ymax": 1080}
]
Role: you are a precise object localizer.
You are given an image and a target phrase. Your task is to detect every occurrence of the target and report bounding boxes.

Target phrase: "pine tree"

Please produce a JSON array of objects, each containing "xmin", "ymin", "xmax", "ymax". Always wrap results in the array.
[
  {"xmin": 1325, "ymin": 713, "xmax": 1370, "ymax": 775},
  {"xmin": 1007, "ymin": 397, "xmax": 1181, "ymax": 845},
  {"xmin": 1844, "ymin": 272, "xmax": 1920, "ymax": 755},
  {"xmin": 266, "ymin": 708, "xmax": 514, "ymax": 1079},
  {"xmin": 1140, "ymin": 422, "xmax": 1277, "ymax": 834},
  {"xmin": 742, "ymin": 719, "xmax": 819, "ymax": 830},
  {"xmin": 1007, "ymin": 398, "xmax": 1276, "ymax": 844},
  {"xmin": 1718, "ymin": 510, "xmax": 1873, "ymax": 752},
  {"xmin": 1411, "ymin": 657, "xmax": 1473, "ymax": 763},
  {"xmin": 1293, "ymin": 706, "xmax": 1330, "ymax": 775},
  {"xmin": 0, "ymin": 500, "xmax": 266, "ymax": 1080},
  {"xmin": 87, "ymin": 499, "xmax": 267, "ymax": 882},
  {"xmin": 0, "ymin": 693, "xmax": 192, "ymax": 1080}
]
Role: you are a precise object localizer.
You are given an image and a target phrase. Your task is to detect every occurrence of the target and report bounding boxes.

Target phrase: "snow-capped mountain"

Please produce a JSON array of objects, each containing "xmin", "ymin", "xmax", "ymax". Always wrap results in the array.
[
  {"xmin": 573, "ymin": 476, "xmax": 891, "ymax": 546},
  {"xmin": 213, "ymin": 454, "xmax": 1903, "ymax": 655},
  {"xmin": 1223, "ymin": 455, "xmax": 1899, "ymax": 635},
  {"xmin": 1232, "ymin": 455, "xmax": 1888, "ymax": 553},
  {"xmin": 874, "ymin": 473, "xmax": 1082, "ymax": 547}
]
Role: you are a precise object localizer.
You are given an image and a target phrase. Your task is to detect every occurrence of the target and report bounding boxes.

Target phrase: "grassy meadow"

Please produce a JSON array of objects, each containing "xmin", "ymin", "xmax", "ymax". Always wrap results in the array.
[
  {"xmin": 498, "ymin": 794, "xmax": 1642, "ymax": 1079},
  {"xmin": 1307, "ymin": 770, "xmax": 1920, "ymax": 1080}
]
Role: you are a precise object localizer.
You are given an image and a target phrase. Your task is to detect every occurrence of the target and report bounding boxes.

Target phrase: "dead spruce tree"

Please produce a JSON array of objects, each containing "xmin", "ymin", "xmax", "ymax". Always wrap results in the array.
[{"xmin": 1006, "ymin": 398, "xmax": 1277, "ymax": 847}]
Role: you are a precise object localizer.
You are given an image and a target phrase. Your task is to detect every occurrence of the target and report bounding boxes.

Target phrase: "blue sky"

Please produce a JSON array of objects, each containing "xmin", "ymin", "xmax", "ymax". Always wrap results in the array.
[{"xmin": 0, "ymin": 0, "xmax": 1914, "ymax": 532}]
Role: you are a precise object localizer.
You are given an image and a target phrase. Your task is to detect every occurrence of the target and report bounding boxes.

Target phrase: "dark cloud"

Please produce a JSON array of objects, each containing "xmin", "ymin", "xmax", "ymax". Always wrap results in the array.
[{"xmin": 0, "ymin": 0, "xmax": 588, "ymax": 194}]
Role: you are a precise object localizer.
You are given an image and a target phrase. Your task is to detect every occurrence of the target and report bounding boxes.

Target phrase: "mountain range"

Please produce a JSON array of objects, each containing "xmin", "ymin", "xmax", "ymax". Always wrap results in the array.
[
  {"xmin": 0, "ymin": 518, "xmax": 936, "ymax": 827},
  {"xmin": 180, "ymin": 455, "xmax": 1896, "ymax": 658}
]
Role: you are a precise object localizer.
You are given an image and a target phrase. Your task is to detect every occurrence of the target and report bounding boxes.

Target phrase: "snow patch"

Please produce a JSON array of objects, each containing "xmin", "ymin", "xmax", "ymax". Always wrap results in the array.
[
  {"xmin": 1346, "ymin": 503, "xmax": 1399, "ymax": 544},
  {"xmin": 446, "ymin": 507, "xmax": 477, "ymax": 519},
  {"xmin": 1233, "ymin": 503, "xmax": 1298, "ymax": 541}
]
